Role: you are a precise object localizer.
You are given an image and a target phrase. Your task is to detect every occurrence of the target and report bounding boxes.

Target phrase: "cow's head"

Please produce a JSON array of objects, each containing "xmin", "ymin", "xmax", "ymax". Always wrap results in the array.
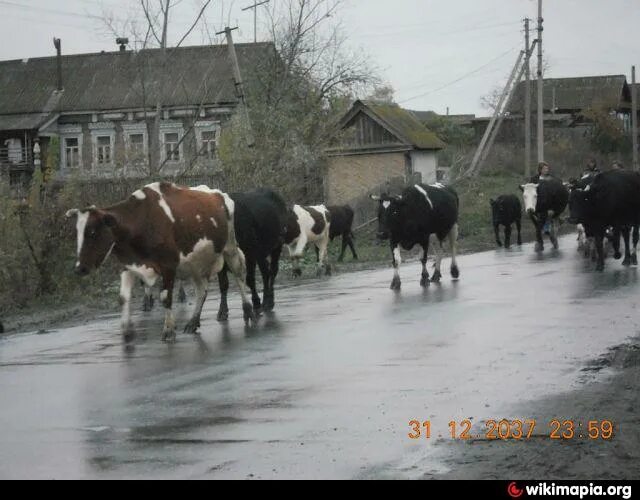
[
  {"xmin": 65, "ymin": 207, "xmax": 118, "ymax": 276},
  {"xmin": 519, "ymin": 183, "xmax": 538, "ymax": 214},
  {"xmin": 370, "ymin": 193, "xmax": 403, "ymax": 240},
  {"xmin": 567, "ymin": 185, "xmax": 592, "ymax": 224}
]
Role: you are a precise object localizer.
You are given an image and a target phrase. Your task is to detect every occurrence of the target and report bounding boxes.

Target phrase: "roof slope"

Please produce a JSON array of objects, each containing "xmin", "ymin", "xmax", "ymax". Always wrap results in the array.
[
  {"xmin": 508, "ymin": 75, "xmax": 630, "ymax": 113},
  {"xmin": 0, "ymin": 43, "xmax": 274, "ymax": 115},
  {"xmin": 356, "ymin": 100, "xmax": 445, "ymax": 150}
]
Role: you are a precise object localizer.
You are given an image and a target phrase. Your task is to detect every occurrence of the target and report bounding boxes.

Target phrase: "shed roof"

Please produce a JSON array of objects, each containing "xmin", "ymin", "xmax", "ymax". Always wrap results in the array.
[{"xmin": 508, "ymin": 75, "xmax": 631, "ymax": 113}]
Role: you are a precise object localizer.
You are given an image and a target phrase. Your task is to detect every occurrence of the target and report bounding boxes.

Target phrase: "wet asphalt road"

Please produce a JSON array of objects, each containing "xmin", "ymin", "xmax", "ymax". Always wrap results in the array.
[{"xmin": 0, "ymin": 235, "xmax": 638, "ymax": 479}]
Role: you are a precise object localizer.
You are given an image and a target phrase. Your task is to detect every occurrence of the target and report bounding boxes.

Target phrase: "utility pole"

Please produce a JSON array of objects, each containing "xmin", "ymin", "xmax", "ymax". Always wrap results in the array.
[
  {"xmin": 524, "ymin": 18, "xmax": 532, "ymax": 178},
  {"xmin": 216, "ymin": 26, "xmax": 254, "ymax": 146},
  {"xmin": 242, "ymin": 0, "xmax": 270, "ymax": 44},
  {"xmin": 468, "ymin": 50, "xmax": 525, "ymax": 176},
  {"xmin": 536, "ymin": 0, "xmax": 544, "ymax": 163},
  {"xmin": 632, "ymin": 65, "xmax": 638, "ymax": 171}
]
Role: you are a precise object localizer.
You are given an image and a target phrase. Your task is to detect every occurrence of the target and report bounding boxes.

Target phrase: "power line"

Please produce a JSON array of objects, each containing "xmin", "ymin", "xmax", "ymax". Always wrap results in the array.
[
  {"xmin": 398, "ymin": 45, "xmax": 519, "ymax": 104},
  {"xmin": 0, "ymin": 0, "xmax": 103, "ymax": 19},
  {"xmin": 354, "ymin": 20, "xmax": 521, "ymax": 40}
]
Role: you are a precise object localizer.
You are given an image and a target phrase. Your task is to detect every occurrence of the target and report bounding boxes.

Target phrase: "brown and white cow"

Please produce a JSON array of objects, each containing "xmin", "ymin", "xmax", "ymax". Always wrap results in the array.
[
  {"xmin": 284, "ymin": 204, "xmax": 331, "ymax": 276},
  {"xmin": 66, "ymin": 181, "xmax": 254, "ymax": 342}
]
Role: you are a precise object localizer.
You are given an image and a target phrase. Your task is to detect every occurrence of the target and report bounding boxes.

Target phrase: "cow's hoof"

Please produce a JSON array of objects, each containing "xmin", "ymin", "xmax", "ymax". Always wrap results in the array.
[
  {"xmin": 496, "ymin": 241, "xmax": 503, "ymax": 248},
  {"xmin": 122, "ymin": 325, "xmax": 136, "ymax": 344},
  {"xmin": 614, "ymin": 251, "xmax": 622, "ymax": 260},
  {"xmin": 390, "ymin": 277, "xmax": 401, "ymax": 290},
  {"xmin": 420, "ymin": 273, "xmax": 430, "ymax": 287},
  {"xmin": 431, "ymin": 270, "xmax": 442, "ymax": 283},
  {"xmin": 517, "ymin": 240, "xmax": 522, "ymax": 246},
  {"xmin": 622, "ymin": 257, "xmax": 631, "ymax": 266},
  {"xmin": 535, "ymin": 243, "xmax": 544, "ymax": 252},
  {"xmin": 142, "ymin": 295, "xmax": 154, "ymax": 312},
  {"xmin": 595, "ymin": 263, "xmax": 605, "ymax": 272},
  {"xmin": 177, "ymin": 287, "xmax": 187, "ymax": 303},
  {"xmin": 292, "ymin": 268, "xmax": 302, "ymax": 278},
  {"xmin": 551, "ymin": 238, "xmax": 559, "ymax": 250},
  {"xmin": 450, "ymin": 265, "xmax": 460, "ymax": 280},
  {"xmin": 217, "ymin": 310, "xmax": 229, "ymax": 322},
  {"xmin": 183, "ymin": 319, "xmax": 200, "ymax": 335},
  {"xmin": 162, "ymin": 329, "xmax": 176, "ymax": 343},
  {"xmin": 632, "ymin": 255, "xmax": 638, "ymax": 266},
  {"xmin": 504, "ymin": 244, "xmax": 511, "ymax": 250},
  {"xmin": 325, "ymin": 265, "xmax": 332, "ymax": 276},
  {"xmin": 243, "ymin": 302, "xmax": 257, "ymax": 325}
]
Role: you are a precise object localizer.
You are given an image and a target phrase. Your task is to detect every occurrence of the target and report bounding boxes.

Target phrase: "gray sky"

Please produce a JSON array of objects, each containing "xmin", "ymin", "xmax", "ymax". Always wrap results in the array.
[{"xmin": 0, "ymin": 0, "xmax": 637, "ymax": 116}]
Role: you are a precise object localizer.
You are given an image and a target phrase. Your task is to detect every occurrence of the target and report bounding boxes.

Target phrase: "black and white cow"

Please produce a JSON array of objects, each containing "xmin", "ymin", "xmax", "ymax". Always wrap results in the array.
[
  {"xmin": 490, "ymin": 194, "xmax": 522, "ymax": 249},
  {"xmin": 284, "ymin": 204, "xmax": 331, "ymax": 277},
  {"xmin": 315, "ymin": 205, "xmax": 358, "ymax": 262},
  {"xmin": 371, "ymin": 183, "xmax": 460, "ymax": 290},
  {"xmin": 567, "ymin": 170, "xmax": 640, "ymax": 271},
  {"xmin": 519, "ymin": 176, "xmax": 569, "ymax": 252},
  {"xmin": 66, "ymin": 182, "xmax": 255, "ymax": 342},
  {"xmin": 217, "ymin": 188, "xmax": 289, "ymax": 321}
]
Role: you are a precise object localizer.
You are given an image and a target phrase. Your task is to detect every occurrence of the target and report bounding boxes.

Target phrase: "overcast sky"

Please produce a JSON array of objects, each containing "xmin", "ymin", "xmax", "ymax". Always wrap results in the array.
[{"xmin": 0, "ymin": 0, "xmax": 637, "ymax": 116}]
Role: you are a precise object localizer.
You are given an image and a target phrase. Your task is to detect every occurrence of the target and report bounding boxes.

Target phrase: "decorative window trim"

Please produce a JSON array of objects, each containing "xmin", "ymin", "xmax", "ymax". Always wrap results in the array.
[
  {"xmin": 90, "ymin": 128, "xmax": 115, "ymax": 170},
  {"xmin": 125, "ymin": 128, "xmax": 148, "ymax": 166},
  {"xmin": 61, "ymin": 134, "xmax": 83, "ymax": 173},
  {"xmin": 160, "ymin": 122, "xmax": 184, "ymax": 163},
  {"xmin": 195, "ymin": 121, "xmax": 220, "ymax": 160}
]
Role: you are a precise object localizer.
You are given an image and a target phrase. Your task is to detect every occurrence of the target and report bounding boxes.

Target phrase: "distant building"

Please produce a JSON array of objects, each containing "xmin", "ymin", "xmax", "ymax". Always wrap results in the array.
[
  {"xmin": 325, "ymin": 100, "xmax": 446, "ymax": 204},
  {"xmin": 0, "ymin": 43, "xmax": 273, "ymax": 185}
]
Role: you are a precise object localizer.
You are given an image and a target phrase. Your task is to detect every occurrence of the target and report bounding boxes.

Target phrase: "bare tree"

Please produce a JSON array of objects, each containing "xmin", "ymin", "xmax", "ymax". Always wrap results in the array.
[{"xmin": 218, "ymin": 0, "xmax": 379, "ymax": 201}]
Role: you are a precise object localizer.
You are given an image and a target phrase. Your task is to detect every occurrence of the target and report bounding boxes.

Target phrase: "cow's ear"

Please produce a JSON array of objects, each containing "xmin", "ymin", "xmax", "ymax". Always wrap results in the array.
[
  {"xmin": 370, "ymin": 194, "xmax": 381, "ymax": 201},
  {"xmin": 489, "ymin": 198, "xmax": 495, "ymax": 205},
  {"xmin": 65, "ymin": 208, "xmax": 79, "ymax": 219},
  {"xmin": 518, "ymin": 185, "xmax": 524, "ymax": 192},
  {"xmin": 100, "ymin": 211, "xmax": 118, "ymax": 228}
]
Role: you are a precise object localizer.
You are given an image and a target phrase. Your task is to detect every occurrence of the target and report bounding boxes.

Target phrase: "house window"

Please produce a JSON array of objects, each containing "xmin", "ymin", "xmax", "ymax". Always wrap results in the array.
[
  {"xmin": 164, "ymin": 132, "xmax": 180, "ymax": 161},
  {"xmin": 200, "ymin": 130, "xmax": 217, "ymax": 159},
  {"xmin": 64, "ymin": 137, "xmax": 81, "ymax": 169},
  {"xmin": 128, "ymin": 133, "xmax": 145, "ymax": 161},
  {"xmin": 96, "ymin": 135, "xmax": 112, "ymax": 166}
]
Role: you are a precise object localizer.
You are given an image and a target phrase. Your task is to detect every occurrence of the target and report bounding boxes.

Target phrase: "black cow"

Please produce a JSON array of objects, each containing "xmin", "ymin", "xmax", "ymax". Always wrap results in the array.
[
  {"xmin": 568, "ymin": 170, "xmax": 640, "ymax": 271},
  {"xmin": 371, "ymin": 183, "xmax": 460, "ymax": 290},
  {"xmin": 315, "ymin": 205, "xmax": 358, "ymax": 262},
  {"xmin": 519, "ymin": 176, "xmax": 569, "ymax": 252},
  {"xmin": 490, "ymin": 195, "xmax": 522, "ymax": 248},
  {"xmin": 217, "ymin": 188, "xmax": 289, "ymax": 321}
]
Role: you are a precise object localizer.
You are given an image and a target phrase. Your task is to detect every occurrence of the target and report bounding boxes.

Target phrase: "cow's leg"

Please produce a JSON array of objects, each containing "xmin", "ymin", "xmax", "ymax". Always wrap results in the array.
[
  {"xmin": 224, "ymin": 248, "xmax": 256, "ymax": 325},
  {"xmin": 419, "ymin": 240, "xmax": 430, "ymax": 287},
  {"xmin": 494, "ymin": 223, "xmax": 502, "ymax": 247},
  {"xmin": 264, "ymin": 246, "xmax": 281, "ymax": 311},
  {"xmin": 317, "ymin": 235, "xmax": 331, "ymax": 276},
  {"xmin": 431, "ymin": 237, "xmax": 444, "ymax": 283},
  {"xmin": 256, "ymin": 257, "xmax": 271, "ymax": 314},
  {"xmin": 549, "ymin": 218, "xmax": 559, "ymax": 249},
  {"xmin": 338, "ymin": 235, "xmax": 348, "ymax": 262},
  {"xmin": 504, "ymin": 224, "xmax": 512, "ymax": 249},
  {"xmin": 160, "ymin": 271, "xmax": 177, "ymax": 342},
  {"xmin": 516, "ymin": 218, "xmax": 522, "ymax": 246},
  {"xmin": 612, "ymin": 227, "xmax": 622, "ymax": 259},
  {"xmin": 120, "ymin": 270, "xmax": 137, "ymax": 342},
  {"xmin": 390, "ymin": 243, "xmax": 401, "ymax": 290},
  {"xmin": 595, "ymin": 233, "xmax": 605, "ymax": 272},
  {"xmin": 621, "ymin": 226, "xmax": 632, "ymax": 266},
  {"xmin": 291, "ymin": 235, "xmax": 308, "ymax": 277},
  {"xmin": 183, "ymin": 274, "xmax": 208, "ymax": 334},
  {"xmin": 177, "ymin": 281, "xmax": 187, "ymax": 303},
  {"xmin": 531, "ymin": 214, "xmax": 544, "ymax": 252},
  {"xmin": 631, "ymin": 225, "xmax": 639, "ymax": 265},
  {"xmin": 448, "ymin": 223, "xmax": 460, "ymax": 279},
  {"xmin": 217, "ymin": 266, "xmax": 229, "ymax": 322},
  {"xmin": 347, "ymin": 232, "xmax": 358, "ymax": 260},
  {"xmin": 142, "ymin": 284, "xmax": 154, "ymax": 311},
  {"xmin": 245, "ymin": 255, "xmax": 262, "ymax": 313}
]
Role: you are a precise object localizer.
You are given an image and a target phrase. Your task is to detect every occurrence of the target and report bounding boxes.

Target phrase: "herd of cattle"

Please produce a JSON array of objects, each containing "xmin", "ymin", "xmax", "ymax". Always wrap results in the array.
[{"xmin": 61, "ymin": 168, "xmax": 640, "ymax": 342}]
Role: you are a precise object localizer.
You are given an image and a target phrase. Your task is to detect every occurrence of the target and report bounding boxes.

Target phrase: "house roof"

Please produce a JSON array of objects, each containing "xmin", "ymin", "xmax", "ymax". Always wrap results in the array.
[
  {"xmin": 508, "ymin": 75, "xmax": 631, "ymax": 114},
  {"xmin": 0, "ymin": 43, "xmax": 275, "ymax": 118},
  {"xmin": 342, "ymin": 100, "xmax": 445, "ymax": 150}
]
